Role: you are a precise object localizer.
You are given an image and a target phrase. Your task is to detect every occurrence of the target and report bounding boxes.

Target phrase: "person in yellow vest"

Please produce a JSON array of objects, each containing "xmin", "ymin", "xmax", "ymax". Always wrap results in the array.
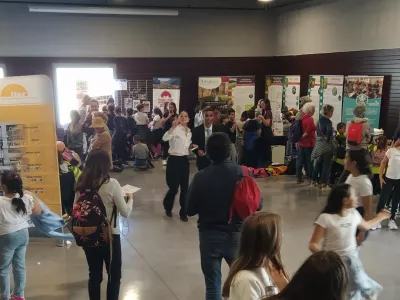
[
  {"xmin": 330, "ymin": 123, "xmax": 346, "ymax": 185},
  {"xmin": 370, "ymin": 136, "xmax": 388, "ymax": 195}
]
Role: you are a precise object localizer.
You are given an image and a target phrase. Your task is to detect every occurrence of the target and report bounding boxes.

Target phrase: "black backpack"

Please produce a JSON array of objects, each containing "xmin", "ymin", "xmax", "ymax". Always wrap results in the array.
[
  {"xmin": 68, "ymin": 189, "xmax": 116, "ymax": 247},
  {"xmin": 289, "ymin": 120, "xmax": 303, "ymax": 144}
]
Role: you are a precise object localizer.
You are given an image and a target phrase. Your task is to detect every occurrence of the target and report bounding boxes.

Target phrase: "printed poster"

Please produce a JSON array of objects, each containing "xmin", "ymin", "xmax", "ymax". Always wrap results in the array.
[
  {"xmin": 142, "ymin": 101, "xmax": 151, "ymax": 113},
  {"xmin": 114, "ymin": 79, "xmax": 128, "ymax": 91},
  {"xmin": 198, "ymin": 76, "xmax": 255, "ymax": 118},
  {"xmin": 75, "ymin": 79, "xmax": 88, "ymax": 105},
  {"xmin": 265, "ymin": 75, "xmax": 300, "ymax": 136},
  {"xmin": 342, "ymin": 76, "xmax": 384, "ymax": 130},
  {"xmin": 132, "ymin": 100, "xmax": 140, "ymax": 111},
  {"xmin": 308, "ymin": 75, "xmax": 344, "ymax": 128},
  {"xmin": 0, "ymin": 75, "xmax": 61, "ymax": 214},
  {"xmin": 153, "ymin": 78, "xmax": 181, "ymax": 113},
  {"xmin": 124, "ymin": 98, "xmax": 133, "ymax": 109}
]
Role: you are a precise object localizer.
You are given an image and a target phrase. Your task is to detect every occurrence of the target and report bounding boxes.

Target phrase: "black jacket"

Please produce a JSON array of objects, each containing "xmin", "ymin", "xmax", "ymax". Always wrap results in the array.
[
  {"xmin": 187, "ymin": 160, "xmax": 263, "ymax": 232},
  {"xmin": 191, "ymin": 124, "xmax": 224, "ymax": 170}
]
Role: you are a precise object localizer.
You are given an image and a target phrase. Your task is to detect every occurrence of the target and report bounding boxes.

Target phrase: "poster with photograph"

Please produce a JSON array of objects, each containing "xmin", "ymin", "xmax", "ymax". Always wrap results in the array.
[
  {"xmin": 0, "ymin": 75, "xmax": 61, "ymax": 214},
  {"xmin": 142, "ymin": 101, "xmax": 151, "ymax": 113},
  {"xmin": 153, "ymin": 78, "xmax": 181, "ymax": 113},
  {"xmin": 342, "ymin": 76, "xmax": 384, "ymax": 130},
  {"xmin": 308, "ymin": 75, "xmax": 344, "ymax": 127},
  {"xmin": 132, "ymin": 100, "xmax": 140, "ymax": 111},
  {"xmin": 265, "ymin": 75, "xmax": 300, "ymax": 136},
  {"xmin": 198, "ymin": 76, "xmax": 255, "ymax": 118},
  {"xmin": 124, "ymin": 98, "xmax": 133, "ymax": 110},
  {"xmin": 75, "ymin": 79, "xmax": 88, "ymax": 105}
]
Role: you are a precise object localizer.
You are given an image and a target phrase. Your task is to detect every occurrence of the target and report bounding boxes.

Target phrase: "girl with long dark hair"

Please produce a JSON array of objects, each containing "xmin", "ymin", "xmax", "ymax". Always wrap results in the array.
[
  {"xmin": 268, "ymin": 251, "xmax": 349, "ymax": 300},
  {"xmin": 343, "ymin": 149, "xmax": 373, "ymax": 244},
  {"xmin": 161, "ymin": 102, "xmax": 178, "ymax": 165},
  {"xmin": 309, "ymin": 184, "xmax": 389, "ymax": 300},
  {"xmin": 75, "ymin": 149, "xmax": 134, "ymax": 300},
  {"xmin": 150, "ymin": 107, "xmax": 164, "ymax": 158},
  {"xmin": 0, "ymin": 171, "xmax": 41, "ymax": 300},
  {"xmin": 223, "ymin": 212, "xmax": 289, "ymax": 299}
]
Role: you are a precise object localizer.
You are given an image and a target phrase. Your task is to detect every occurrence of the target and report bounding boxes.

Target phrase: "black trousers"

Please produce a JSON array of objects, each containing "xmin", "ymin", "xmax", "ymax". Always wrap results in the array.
[
  {"xmin": 163, "ymin": 155, "xmax": 189, "ymax": 217},
  {"xmin": 162, "ymin": 141, "xmax": 170, "ymax": 160},
  {"xmin": 83, "ymin": 235, "xmax": 122, "ymax": 300},
  {"xmin": 376, "ymin": 177, "xmax": 400, "ymax": 220}
]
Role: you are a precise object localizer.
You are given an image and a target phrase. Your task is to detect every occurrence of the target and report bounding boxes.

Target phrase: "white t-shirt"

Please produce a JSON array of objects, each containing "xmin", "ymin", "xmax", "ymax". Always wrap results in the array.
[
  {"xmin": 152, "ymin": 115, "xmax": 162, "ymax": 130},
  {"xmin": 315, "ymin": 209, "xmax": 362, "ymax": 257},
  {"xmin": 385, "ymin": 148, "xmax": 400, "ymax": 179},
  {"xmin": 345, "ymin": 174, "xmax": 372, "ymax": 207},
  {"xmin": 0, "ymin": 194, "xmax": 34, "ymax": 236},
  {"xmin": 134, "ymin": 112, "xmax": 149, "ymax": 125},
  {"xmin": 74, "ymin": 178, "xmax": 133, "ymax": 235},
  {"xmin": 229, "ymin": 268, "xmax": 278, "ymax": 300}
]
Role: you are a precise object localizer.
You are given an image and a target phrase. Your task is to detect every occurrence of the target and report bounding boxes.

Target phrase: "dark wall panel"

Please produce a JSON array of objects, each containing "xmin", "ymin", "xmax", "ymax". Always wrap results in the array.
[{"xmin": 1, "ymin": 48, "xmax": 400, "ymax": 136}]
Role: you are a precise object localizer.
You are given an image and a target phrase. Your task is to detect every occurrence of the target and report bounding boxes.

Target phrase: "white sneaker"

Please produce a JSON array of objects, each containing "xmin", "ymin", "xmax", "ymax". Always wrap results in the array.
[
  {"xmin": 388, "ymin": 220, "xmax": 398, "ymax": 230},
  {"xmin": 371, "ymin": 223, "xmax": 382, "ymax": 230},
  {"xmin": 162, "ymin": 160, "xmax": 167, "ymax": 166},
  {"xmin": 368, "ymin": 284, "xmax": 383, "ymax": 300}
]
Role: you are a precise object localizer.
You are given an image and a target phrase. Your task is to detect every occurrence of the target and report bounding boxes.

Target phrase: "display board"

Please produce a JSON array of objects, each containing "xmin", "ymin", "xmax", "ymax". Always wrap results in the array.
[
  {"xmin": 308, "ymin": 75, "xmax": 344, "ymax": 127},
  {"xmin": 198, "ymin": 76, "xmax": 255, "ymax": 117},
  {"xmin": 342, "ymin": 76, "xmax": 384, "ymax": 130},
  {"xmin": 0, "ymin": 75, "xmax": 61, "ymax": 214},
  {"xmin": 153, "ymin": 78, "xmax": 181, "ymax": 113},
  {"xmin": 265, "ymin": 75, "xmax": 300, "ymax": 136}
]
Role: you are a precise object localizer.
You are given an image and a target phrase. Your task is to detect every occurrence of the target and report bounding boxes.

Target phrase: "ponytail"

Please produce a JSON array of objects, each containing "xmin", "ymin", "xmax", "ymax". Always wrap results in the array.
[
  {"xmin": 1, "ymin": 171, "xmax": 27, "ymax": 215},
  {"xmin": 12, "ymin": 188, "xmax": 26, "ymax": 215}
]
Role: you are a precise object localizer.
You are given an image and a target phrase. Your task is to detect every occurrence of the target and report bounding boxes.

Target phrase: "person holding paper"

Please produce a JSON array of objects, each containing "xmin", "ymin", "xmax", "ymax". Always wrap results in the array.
[{"xmin": 162, "ymin": 111, "xmax": 192, "ymax": 222}]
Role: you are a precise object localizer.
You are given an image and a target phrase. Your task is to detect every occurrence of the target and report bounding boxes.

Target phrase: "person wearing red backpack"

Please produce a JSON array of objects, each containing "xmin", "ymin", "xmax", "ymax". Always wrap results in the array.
[
  {"xmin": 187, "ymin": 133, "xmax": 263, "ymax": 300},
  {"xmin": 338, "ymin": 105, "xmax": 371, "ymax": 183}
]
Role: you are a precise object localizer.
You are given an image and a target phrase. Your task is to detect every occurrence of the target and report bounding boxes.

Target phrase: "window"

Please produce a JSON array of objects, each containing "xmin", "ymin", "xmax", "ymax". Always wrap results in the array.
[{"xmin": 54, "ymin": 64, "xmax": 116, "ymax": 126}]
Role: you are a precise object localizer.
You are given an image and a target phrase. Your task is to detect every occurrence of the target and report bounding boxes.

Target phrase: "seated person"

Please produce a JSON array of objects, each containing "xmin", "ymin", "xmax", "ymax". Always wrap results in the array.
[{"xmin": 132, "ymin": 135, "xmax": 154, "ymax": 169}]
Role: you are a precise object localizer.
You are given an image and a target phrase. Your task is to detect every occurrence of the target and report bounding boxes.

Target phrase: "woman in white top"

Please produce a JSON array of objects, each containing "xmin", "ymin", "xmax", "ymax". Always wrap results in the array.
[
  {"xmin": 150, "ymin": 107, "xmax": 164, "ymax": 158},
  {"xmin": 376, "ymin": 141, "xmax": 400, "ymax": 230},
  {"xmin": 0, "ymin": 171, "xmax": 41, "ymax": 300},
  {"xmin": 344, "ymin": 149, "xmax": 373, "ymax": 244},
  {"xmin": 162, "ymin": 111, "xmax": 192, "ymax": 222},
  {"xmin": 134, "ymin": 103, "xmax": 149, "ymax": 143},
  {"xmin": 309, "ymin": 184, "xmax": 389, "ymax": 300},
  {"xmin": 74, "ymin": 149, "xmax": 133, "ymax": 300},
  {"xmin": 222, "ymin": 212, "xmax": 289, "ymax": 300}
]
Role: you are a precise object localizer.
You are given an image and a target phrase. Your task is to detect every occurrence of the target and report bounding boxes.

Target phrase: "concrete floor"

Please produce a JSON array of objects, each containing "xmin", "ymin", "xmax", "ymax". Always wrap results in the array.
[{"xmin": 25, "ymin": 161, "xmax": 400, "ymax": 300}]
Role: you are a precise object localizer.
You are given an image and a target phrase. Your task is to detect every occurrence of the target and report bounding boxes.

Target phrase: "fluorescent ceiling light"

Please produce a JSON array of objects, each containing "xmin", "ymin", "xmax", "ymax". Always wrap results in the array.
[
  {"xmin": 258, "ymin": 0, "xmax": 274, "ymax": 2},
  {"xmin": 28, "ymin": 5, "xmax": 179, "ymax": 16}
]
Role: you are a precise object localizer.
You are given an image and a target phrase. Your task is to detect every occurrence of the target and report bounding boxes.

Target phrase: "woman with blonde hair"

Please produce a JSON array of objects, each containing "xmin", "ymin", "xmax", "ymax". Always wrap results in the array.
[{"xmin": 222, "ymin": 212, "xmax": 289, "ymax": 300}]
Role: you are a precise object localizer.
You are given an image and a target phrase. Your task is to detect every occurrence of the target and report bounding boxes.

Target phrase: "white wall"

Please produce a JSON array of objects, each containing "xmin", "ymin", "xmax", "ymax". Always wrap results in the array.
[
  {"xmin": 0, "ymin": 3, "xmax": 275, "ymax": 58},
  {"xmin": 275, "ymin": 0, "xmax": 400, "ymax": 56}
]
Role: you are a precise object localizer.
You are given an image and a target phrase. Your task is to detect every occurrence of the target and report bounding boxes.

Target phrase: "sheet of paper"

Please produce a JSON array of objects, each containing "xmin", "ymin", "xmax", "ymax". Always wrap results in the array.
[{"xmin": 121, "ymin": 185, "xmax": 141, "ymax": 194}]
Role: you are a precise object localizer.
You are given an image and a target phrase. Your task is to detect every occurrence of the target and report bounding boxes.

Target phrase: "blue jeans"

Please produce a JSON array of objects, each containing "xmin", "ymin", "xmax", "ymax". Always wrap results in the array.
[
  {"xmin": 311, "ymin": 151, "xmax": 333, "ymax": 184},
  {"xmin": 199, "ymin": 230, "xmax": 240, "ymax": 300},
  {"xmin": 296, "ymin": 147, "xmax": 313, "ymax": 180},
  {"xmin": 344, "ymin": 252, "xmax": 381, "ymax": 300},
  {"xmin": 0, "ymin": 228, "xmax": 29, "ymax": 300}
]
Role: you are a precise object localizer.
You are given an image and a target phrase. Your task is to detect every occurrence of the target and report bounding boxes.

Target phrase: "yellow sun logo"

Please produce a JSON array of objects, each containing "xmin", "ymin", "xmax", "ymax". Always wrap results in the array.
[{"xmin": 0, "ymin": 84, "xmax": 28, "ymax": 97}]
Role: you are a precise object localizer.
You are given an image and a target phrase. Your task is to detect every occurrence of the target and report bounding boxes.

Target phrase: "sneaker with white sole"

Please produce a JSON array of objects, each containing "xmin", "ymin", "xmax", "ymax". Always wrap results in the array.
[
  {"xmin": 368, "ymin": 283, "xmax": 383, "ymax": 300},
  {"xmin": 371, "ymin": 222, "xmax": 382, "ymax": 230},
  {"xmin": 388, "ymin": 220, "xmax": 398, "ymax": 230},
  {"xmin": 162, "ymin": 160, "xmax": 167, "ymax": 166}
]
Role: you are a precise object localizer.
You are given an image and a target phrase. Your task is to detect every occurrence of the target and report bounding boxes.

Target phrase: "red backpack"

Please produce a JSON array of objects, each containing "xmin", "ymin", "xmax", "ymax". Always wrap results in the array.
[
  {"xmin": 230, "ymin": 166, "xmax": 261, "ymax": 222},
  {"xmin": 347, "ymin": 122, "xmax": 363, "ymax": 146}
]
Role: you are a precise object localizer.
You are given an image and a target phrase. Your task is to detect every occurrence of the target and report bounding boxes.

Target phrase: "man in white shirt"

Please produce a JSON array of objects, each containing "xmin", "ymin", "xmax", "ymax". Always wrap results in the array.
[{"xmin": 192, "ymin": 107, "xmax": 223, "ymax": 171}]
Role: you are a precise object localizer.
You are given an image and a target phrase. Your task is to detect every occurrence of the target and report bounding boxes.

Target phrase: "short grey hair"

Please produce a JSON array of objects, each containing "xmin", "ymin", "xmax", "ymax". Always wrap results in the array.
[
  {"xmin": 353, "ymin": 105, "xmax": 366, "ymax": 118},
  {"xmin": 299, "ymin": 96, "xmax": 312, "ymax": 109},
  {"xmin": 302, "ymin": 102, "xmax": 316, "ymax": 114},
  {"xmin": 321, "ymin": 104, "xmax": 334, "ymax": 115}
]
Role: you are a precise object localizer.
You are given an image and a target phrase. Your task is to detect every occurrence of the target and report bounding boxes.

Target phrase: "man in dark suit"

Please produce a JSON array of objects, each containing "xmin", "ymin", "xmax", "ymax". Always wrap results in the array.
[{"xmin": 192, "ymin": 107, "xmax": 223, "ymax": 171}]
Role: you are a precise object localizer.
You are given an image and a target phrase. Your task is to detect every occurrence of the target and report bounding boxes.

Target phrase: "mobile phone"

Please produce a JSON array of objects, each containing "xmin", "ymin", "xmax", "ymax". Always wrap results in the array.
[{"xmin": 190, "ymin": 146, "xmax": 199, "ymax": 152}]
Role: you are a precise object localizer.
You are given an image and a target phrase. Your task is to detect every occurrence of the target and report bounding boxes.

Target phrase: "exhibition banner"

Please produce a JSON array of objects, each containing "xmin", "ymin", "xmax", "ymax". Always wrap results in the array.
[
  {"xmin": 198, "ymin": 76, "xmax": 255, "ymax": 118},
  {"xmin": 0, "ymin": 75, "xmax": 61, "ymax": 214},
  {"xmin": 342, "ymin": 76, "xmax": 384, "ymax": 130},
  {"xmin": 153, "ymin": 78, "xmax": 181, "ymax": 113},
  {"xmin": 308, "ymin": 75, "xmax": 344, "ymax": 127},
  {"xmin": 265, "ymin": 75, "xmax": 300, "ymax": 136}
]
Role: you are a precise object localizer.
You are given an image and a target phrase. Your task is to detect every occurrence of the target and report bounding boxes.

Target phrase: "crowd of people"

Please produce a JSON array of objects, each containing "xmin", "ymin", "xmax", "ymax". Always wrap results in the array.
[{"xmin": 0, "ymin": 93, "xmax": 397, "ymax": 300}]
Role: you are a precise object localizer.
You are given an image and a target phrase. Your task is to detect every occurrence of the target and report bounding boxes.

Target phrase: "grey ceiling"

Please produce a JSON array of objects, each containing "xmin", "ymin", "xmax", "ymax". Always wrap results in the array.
[{"xmin": 0, "ymin": 0, "xmax": 318, "ymax": 10}]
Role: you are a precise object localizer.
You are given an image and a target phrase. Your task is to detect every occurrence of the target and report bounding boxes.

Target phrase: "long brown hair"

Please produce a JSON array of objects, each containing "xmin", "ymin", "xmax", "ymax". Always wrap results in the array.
[
  {"xmin": 222, "ymin": 212, "xmax": 288, "ymax": 298},
  {"xmin": 75, "ymin": 149, "xmax": 110, "ymax": 193},
  {"xmin": 267, "ymin": 251, "xmax": 349, "ymax": 300}
]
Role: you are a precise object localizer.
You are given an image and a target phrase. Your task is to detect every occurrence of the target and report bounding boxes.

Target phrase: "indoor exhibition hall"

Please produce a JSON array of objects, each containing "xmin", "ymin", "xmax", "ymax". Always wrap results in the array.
[{"xmin": 0, "ymin": 0, "xmax": 400, "ymax": 299}]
